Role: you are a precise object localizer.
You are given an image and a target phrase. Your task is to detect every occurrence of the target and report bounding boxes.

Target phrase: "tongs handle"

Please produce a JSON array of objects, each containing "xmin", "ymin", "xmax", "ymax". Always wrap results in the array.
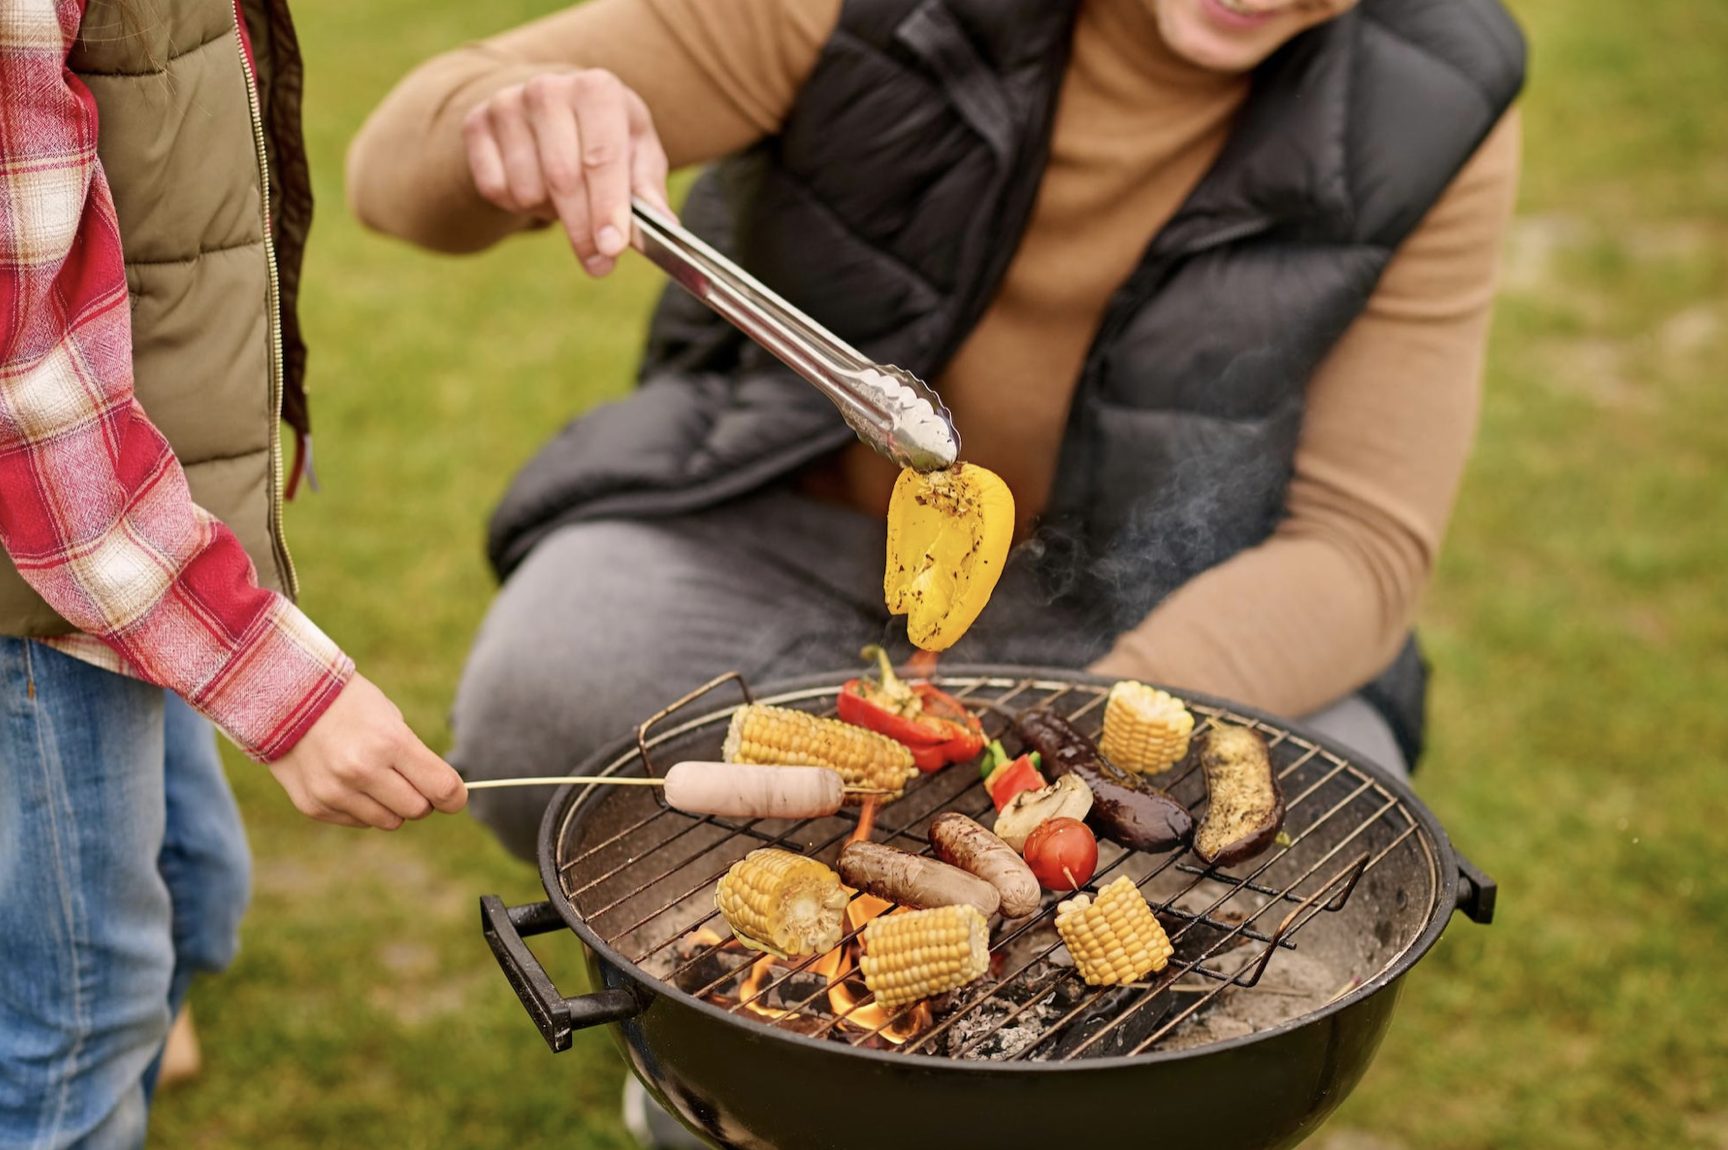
[
  {"xmin": 631, "ymin": 199, "xmax": 870, "ymax": 383},
  {"xmin": 629, "ymin": 198, "xmax": 958, "ymax": 472}
]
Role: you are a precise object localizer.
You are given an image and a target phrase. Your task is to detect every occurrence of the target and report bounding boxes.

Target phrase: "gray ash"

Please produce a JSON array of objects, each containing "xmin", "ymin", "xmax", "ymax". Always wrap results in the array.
[
  {"xmin": 644, "ymin": 909, "xmax": 1349, "ymax": 1061},
  {"xmin": 929, "ymin": 960, "xmax": 1204, "ymax": 1062}
]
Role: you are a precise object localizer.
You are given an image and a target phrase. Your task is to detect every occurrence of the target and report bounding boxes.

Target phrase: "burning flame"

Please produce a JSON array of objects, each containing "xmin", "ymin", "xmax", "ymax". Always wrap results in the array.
[
  {"xmin": 852, "ymin": 796, "xmax": 881, "ymax": 843},
  {"xmin": 813, "ymin": 893, "xmax": 933, "ymax": 1043},
  {"xmin": 702, "ymin": 797, "xmax": 934, "ymax": 1044},
  {"xmin": 811, "ymin": 797, "xmax": 933, "ymax": 1043},
  {"xmin": 737, "ymin": 952, "xmax": 804, "ymax": 1024}
]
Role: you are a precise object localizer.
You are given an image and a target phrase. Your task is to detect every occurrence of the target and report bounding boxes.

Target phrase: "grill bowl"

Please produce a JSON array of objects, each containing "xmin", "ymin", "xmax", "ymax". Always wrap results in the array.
[{"xmin": 481, "ymin": 666, "xmax": 1494, "ymax": 1150}]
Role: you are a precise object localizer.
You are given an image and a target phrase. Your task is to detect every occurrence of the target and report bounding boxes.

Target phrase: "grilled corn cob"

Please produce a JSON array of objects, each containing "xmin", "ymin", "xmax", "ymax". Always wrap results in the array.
[
  {"xmin": 714, "ymin": 849, "xmax": 849, "ymax": 958},
  {"xmin": 859, "ymin": 904, "xmax": 991, "ymax": 1009},
  {"xmin": 1055, "ymin": 875, "xmax": 1173, "ymax": 986},
  {"xmin": 1099, "ymin": 681, "xmax": 1195, "ymax": 775},
  {"xmin": 723, "ymin": 704, "xmax": 917, "ymax": 798}
]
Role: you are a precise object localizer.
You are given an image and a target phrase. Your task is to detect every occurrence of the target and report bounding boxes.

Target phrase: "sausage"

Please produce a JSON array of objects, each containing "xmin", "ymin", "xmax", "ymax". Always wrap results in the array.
[
  {"xmin": 836, "ymin": 841, "xmax": 1001, "ymax": 918},
  {"xmin": 1193, "ymin": 725, "xmax": 1286, "ymax": 866},
  {"xmin": 663, "ymin": 762, "xmax": 844, "ymax": 820},
  {"xmin": 928, "ymin": 813, "xmax": 1042, "ymax": 918},
  {"xmin": 1014, "ymin": 710, "xmax": 1194, "ymax": 853}
]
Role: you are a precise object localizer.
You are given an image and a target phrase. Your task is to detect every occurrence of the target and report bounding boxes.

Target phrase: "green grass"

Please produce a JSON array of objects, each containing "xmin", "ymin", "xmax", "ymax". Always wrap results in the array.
[{"xmin": 149, "ymin": 1, "xmax": 1728, "ymax": 1146}]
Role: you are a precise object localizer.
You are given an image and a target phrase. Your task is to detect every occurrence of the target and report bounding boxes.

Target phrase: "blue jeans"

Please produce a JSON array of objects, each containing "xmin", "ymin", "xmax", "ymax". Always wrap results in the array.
[{"xmin": 0, "ymin": 640, "xmax": 250, "ymax": 1150}]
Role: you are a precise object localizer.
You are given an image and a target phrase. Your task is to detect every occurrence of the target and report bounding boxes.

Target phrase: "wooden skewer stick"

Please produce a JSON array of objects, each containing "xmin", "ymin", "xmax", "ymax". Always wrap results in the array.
[
  {"xmin": 464, "ymin": 775, "xmax": 893, "ymax": 796},
  {"xmin": 464, "ymin": 776, "xmax": 663, "ymax": 790}
]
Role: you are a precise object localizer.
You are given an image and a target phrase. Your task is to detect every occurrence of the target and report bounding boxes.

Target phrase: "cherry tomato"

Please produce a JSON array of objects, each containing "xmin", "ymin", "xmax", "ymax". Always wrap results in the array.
[{"xmin": 1022, "ymin": 817, "xmax": 1098, "ymax": 891}]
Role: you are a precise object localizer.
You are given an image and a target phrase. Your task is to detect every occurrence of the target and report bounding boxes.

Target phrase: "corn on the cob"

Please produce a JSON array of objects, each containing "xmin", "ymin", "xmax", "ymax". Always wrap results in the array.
[
  {"xmin": 723, "ymin": 704, "xmax": 917, "ymax": 798},
  {"xmin": 859, "ymin": 904, "xmax": 990, "ymax": 1009},
  {"xmin": 714, "ymin": 848, "xmax": 849, "ymax": 958},
  {"xmin": 1055, "ymin": 875, "xmax": 1173, "ymax": 986},
  {"xmin": 1099, "ymin": 681, "xmax": 1195, "ymax": 775}
]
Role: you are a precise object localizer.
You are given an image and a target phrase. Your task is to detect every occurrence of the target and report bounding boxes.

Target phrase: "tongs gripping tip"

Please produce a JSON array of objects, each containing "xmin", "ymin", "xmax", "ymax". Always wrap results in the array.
[{"xmin": 630, "ymin": 198, "xmax": 959, "ymax": 472}]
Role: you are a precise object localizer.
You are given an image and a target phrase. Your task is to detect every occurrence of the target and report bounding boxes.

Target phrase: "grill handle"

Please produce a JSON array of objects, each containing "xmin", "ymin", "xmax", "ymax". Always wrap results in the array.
[
  {"xmin": 1452, "ymin": 851, "xmax": 1497, "ymax": 924},
  {"xmin": 480, "ymin": 895, "xmax": 647, "ymax": 1053}
]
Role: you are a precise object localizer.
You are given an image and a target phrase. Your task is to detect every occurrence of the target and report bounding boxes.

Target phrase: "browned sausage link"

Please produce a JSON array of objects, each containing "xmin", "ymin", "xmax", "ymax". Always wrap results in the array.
[
  {"xmin": 1014, "ymin": 709, "xmax": 1193, "ymax": 853},
  {"xmin": 836, "ymin": 841, "xmax": 1001, "ymax": 918},
  {"xmin": 928, "ymin": 812, "xmax": 1042, "ymax": 918},
  {"xmin": 1193, "ymin": 725, "xmax": 1286, "ymax": 867}
]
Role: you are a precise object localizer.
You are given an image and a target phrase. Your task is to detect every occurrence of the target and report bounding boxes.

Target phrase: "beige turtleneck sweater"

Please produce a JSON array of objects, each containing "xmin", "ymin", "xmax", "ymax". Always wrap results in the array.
[{"xmin": 348, "ymin": 0, "xmax": 1521, "ymax": 719}]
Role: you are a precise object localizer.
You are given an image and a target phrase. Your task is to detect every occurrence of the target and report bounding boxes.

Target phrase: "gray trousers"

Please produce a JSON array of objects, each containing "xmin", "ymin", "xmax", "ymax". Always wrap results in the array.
[{"xmin": 452, "ymin": 486, "xmax": 1407, "ymax": 863}]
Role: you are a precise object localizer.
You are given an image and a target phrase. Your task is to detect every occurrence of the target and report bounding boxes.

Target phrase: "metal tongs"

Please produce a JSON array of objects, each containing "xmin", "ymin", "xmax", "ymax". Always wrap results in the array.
[{"xmin": 630, "ymin": 198, "xmax": 959, "ymax": 473}]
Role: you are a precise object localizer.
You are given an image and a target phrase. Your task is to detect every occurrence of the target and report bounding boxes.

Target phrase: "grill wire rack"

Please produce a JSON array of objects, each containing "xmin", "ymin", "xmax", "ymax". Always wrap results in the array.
[{"xmin": 552, "ymin": 670, "xmax": 1436, "ymax": 1062}]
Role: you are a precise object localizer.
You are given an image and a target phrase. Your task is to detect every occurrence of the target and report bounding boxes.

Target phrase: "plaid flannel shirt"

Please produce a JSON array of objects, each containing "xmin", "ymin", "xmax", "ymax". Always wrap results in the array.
[{"xmin": 0, "ymin": 0, "xmax": 352, "ymax": 761}]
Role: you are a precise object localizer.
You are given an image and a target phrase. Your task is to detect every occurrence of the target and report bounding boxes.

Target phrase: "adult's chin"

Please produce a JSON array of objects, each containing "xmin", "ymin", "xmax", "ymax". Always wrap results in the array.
[{"xmin": 1154, "ymin": 0, "xmax": 1305, "ymax": 73}]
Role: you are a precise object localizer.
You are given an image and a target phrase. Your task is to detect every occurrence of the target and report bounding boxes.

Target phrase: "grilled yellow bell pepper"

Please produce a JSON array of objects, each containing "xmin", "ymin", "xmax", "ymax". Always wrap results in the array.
[{"xmin": 884, "ymin": 463, "xmax": 1013, "ymax": 651}]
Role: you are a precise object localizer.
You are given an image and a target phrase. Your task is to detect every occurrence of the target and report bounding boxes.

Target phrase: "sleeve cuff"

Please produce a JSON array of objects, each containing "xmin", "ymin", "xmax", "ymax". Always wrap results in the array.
[{"xmin": 189, "ymin": 599, "xmax": 356, "ymax": 762}]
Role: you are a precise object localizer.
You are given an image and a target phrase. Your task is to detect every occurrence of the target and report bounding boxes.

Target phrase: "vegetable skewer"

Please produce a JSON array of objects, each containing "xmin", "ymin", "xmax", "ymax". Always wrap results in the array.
[{"xmin": 1015, "ymin": 709, "xmax": 1194, "ymax": 852}]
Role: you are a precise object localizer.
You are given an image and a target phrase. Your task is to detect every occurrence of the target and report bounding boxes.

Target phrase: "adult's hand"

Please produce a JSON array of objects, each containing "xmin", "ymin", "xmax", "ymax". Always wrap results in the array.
[
  {"xmin": 269, "ymin": 674, "xmax": 467, "ymax": 830},
  {"xmin": 462, "ymin": 68, "xmax": 671, "ymax": 277}
]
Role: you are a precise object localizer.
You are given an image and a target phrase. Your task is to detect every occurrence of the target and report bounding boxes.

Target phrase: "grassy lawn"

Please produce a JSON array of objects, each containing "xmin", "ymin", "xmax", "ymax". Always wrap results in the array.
[{"xmin": 149, "ymin": 1, "xmax": 1727, "ymax": 1147}]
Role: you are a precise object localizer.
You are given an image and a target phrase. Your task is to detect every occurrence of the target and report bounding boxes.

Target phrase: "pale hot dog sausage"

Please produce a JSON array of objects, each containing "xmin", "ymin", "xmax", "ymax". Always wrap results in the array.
[{"xmin": 663, "ymin": 762, "xmax": 845, "ymax": 819}]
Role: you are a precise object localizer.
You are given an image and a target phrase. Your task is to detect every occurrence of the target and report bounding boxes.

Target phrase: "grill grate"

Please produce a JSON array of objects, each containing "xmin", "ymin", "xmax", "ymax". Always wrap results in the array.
[{"xmin": 552, "ymin": 671, "xmax": 1435, "ymax": 1062}]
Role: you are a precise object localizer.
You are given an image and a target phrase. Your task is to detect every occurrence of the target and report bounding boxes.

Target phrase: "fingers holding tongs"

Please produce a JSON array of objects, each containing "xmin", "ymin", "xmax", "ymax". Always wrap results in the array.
[{"xmin": 628, "ymin": 197, "xmax": 959, "ymax": 473}]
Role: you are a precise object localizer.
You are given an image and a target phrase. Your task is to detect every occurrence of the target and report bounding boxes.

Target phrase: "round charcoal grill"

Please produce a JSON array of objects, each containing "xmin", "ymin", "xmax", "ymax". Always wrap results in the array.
[{"xmin": 481, "ymin": 666, "xmax": 1495, "ymax": 1150}]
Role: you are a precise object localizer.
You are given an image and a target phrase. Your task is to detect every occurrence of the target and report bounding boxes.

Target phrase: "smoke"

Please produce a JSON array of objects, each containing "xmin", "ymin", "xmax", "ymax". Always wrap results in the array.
[
  {"xmin": 1020, "ymin": 414, "xmax": 1295, "ymax": 642},
  {"xmin": 869, "ymin": 394, "xmax": 1300, "ymax": 669}
]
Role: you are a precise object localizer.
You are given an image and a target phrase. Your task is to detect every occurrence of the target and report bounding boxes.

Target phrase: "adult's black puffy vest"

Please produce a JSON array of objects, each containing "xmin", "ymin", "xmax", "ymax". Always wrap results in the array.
[{"xmin": 489, "ymin": 0, "xmax": 1526, "ymax": 763}]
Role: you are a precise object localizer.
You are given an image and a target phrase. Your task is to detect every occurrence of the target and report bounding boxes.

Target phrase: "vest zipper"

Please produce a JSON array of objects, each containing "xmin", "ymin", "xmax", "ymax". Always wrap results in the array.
[{"xmin": 233, "ymin": 16, "xmax": 299, "ymax": 599}]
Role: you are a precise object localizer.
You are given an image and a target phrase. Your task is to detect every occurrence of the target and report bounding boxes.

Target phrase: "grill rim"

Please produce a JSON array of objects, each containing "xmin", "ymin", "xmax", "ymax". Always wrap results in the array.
[{"xmin": 533, "ymin": 663, "xmax": 1471, "ymax": 1073}]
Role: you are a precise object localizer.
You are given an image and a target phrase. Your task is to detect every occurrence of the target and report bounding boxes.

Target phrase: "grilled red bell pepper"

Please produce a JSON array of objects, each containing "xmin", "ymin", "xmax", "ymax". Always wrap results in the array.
[
  {"xmin": 836, "ymin": 647, "xmax": 986, "ymax": 772},
  {"xmin": 980, "ymin": 741, "xmax": 1046, "ymax": 811}
]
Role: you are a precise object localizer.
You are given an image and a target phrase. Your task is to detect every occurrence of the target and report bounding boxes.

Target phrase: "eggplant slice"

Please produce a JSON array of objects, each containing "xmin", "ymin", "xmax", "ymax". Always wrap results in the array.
[{"xmin": 1194, "ymin": 725, "xmax": 1286, "ymax": 867}]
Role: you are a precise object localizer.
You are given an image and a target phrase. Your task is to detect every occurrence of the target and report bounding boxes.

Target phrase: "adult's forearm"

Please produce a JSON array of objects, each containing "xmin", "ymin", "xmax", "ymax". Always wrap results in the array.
[
  {"xmin": 347, "ymin": 48, "xmax": 546, "ymax": 253},
  {"xmin": 347, "ymin": 0, "xmax": 839, "ymax": 253},
  {"xmin": 1090, "ymin": 534, "xmax": 1419, "ymax": 717},
  {"xmin": 1093, "ymin": 111, "xmax": 1521, "ymax": 715}
]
